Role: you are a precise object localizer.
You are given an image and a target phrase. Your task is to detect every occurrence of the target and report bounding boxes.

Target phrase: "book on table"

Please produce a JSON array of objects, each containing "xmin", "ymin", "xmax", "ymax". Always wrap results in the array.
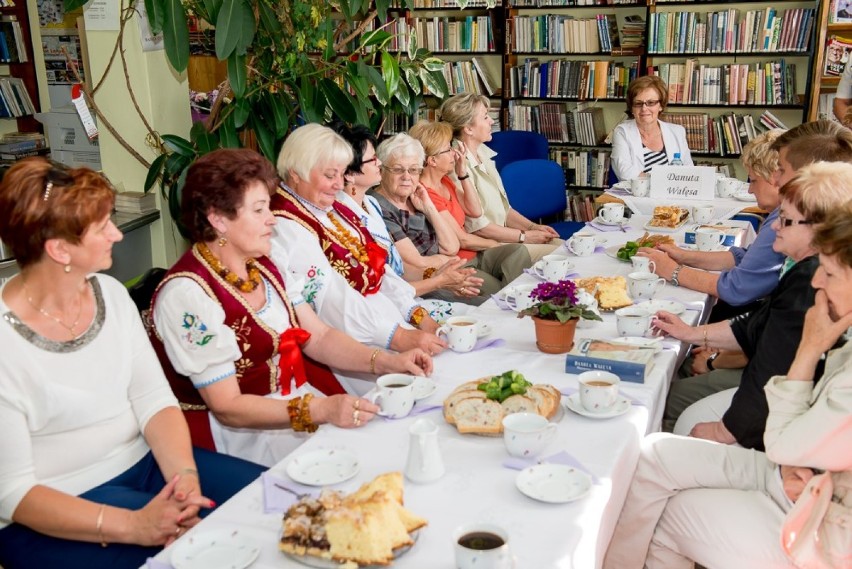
[{"xmin": 565, "ymin": 339, "xmax": 656, "ymax": 384}]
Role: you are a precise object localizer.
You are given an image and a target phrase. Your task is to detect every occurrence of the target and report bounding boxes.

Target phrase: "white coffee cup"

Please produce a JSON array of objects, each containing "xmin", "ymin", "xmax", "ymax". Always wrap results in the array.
[
  {"xmin": 501, "ymin": 413, "xmax": 557, "ymax": 458},
  {"xmin": 599, "ymin": 203, "xmax": 625, "ymax": 223},
  {"xmin": 694, "ymin": 228, "xmax": 726, "ymax": 252},
  {"xmin": 716, "ymin": 177, "xmax": 739, "ymax": 198},
  {"xmin": 368, "ymin": 374, "xmax": 415, "ymax": 418},
  {"xmin": 630, "ymin": 256, "xmax": 656, "ymax": 273},
  {"xmin": 436, "ymin": 316, "xmax": 479, "ymax": 353},
  {"xmin": 566, "ymin": 233, "xmax": 596, "ymax": 257},
  {"xmin": 503, "ymin": 284, "xmax": 537, "ymax": 312},
  {"xmin": 692, "ymin": 204, "xmax": 714, "ymax": 224},
  {"xmin": 615, "ymin": 306, "xmax": 653, "ymax": 337},
  {"xmin": 454, "ymin": 523, "xmax": 512, "ymax": 569},
  {"xmin": 630, "ymin": 177, "xmax": 650, "ymax": 197},
  {"xmin": 627, "ymin": 271, "xmax": 665, "ymax": 300},
  {"xmin": 578, "ymin": 370, "xmax": 620, "ymax": 414},
  {"xmin": 534, "ymin": 254, "xmax": 573, "ymax": 281}
]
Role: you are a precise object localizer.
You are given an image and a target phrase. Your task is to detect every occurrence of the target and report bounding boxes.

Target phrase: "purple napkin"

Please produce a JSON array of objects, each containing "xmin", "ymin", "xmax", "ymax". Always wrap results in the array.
[
  {"xmin": 146, "ymin": 559, "xmax": 172, "ymax": 569},
  {"xmin": 586, "ymin": 220, "xmax": 630, "ymax": 232},
  {"xmin": 503, "ymin": 451, "xmax": 600, "ymax": 484},
  {"xmin": 523, "ymin": 268, "xmax": 581, "ymax": 281},
  {"xmin": 262, "ymin": 471, "xmax": 317, "ymax": 513},
  {"xmin": 491, "ymin": 293, "xmax": 513, "ymax": 311},
  {"xmin": 472, "ymin": 338, "xmax": 506, "ymax": 351}
]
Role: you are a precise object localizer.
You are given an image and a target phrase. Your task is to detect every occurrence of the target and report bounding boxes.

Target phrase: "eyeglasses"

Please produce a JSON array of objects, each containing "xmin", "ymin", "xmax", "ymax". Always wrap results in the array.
[
  {"xmin": 631, "ymin": 100, "xmax": 661, "ymax": 108},
  {"xmin": 432, "ymin": 148, "xmax": 454, "ymax": 157},
  {"xmin": 778, "ymin": 215, "xmax": 812, "ymax": 227},
  {"xmin": 382, "ymin": 166, "xmax": 424, "ymax": 177},
  {"xmin": 361, "ymin": 156, "xmax": 379, "ymax": 165}
]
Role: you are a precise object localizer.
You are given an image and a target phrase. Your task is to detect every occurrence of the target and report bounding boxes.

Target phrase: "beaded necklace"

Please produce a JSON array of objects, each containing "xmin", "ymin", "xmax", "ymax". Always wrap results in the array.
[
  {"xmin": 196, "ymin": 242, "xmax": 262, "ymax": 293},
  {"xmin": 326, "ymin": 212, "xmax": 369, "ymax": 266}
]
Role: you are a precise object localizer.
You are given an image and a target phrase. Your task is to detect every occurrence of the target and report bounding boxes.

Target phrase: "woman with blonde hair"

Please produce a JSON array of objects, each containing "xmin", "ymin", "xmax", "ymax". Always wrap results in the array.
[
  {"xmin": 611, "ymin": 75, "xmax": 693, "ymax": 181},
  {"xmin": 439, "ymin": 93, "xmax": 560, "ymax": 262}
]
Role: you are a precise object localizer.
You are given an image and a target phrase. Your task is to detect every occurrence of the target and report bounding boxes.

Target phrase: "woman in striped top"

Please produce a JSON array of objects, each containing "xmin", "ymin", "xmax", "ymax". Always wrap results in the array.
[{"xmin": 612, "ymin": 76, "xmax": 693, "ymax": 181}]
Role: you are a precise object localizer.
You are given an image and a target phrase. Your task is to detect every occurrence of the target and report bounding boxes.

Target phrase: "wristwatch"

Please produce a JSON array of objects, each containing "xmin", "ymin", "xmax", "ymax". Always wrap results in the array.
[
  {"xmin": 706, "ymin": 351, "xmax": 720, "ymax": 371},
  {"xmin": 670, "ymin": 264, "xmax": 684, "ymax": 287},
  {"xmin": 518, "ymin": 230, "xmax": 526, "ymax": 243}
]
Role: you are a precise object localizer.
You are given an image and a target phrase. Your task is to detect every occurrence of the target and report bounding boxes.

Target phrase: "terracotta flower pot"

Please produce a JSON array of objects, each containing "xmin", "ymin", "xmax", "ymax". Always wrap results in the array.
[{"xmin": 532, "ymin": 316, "xmax": 579, "ymax": 354}]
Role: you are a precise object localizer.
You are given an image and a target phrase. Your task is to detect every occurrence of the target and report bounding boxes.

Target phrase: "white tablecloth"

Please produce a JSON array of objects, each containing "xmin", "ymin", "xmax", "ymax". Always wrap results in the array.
[{"xmin": 151, "ymin": 216, "xmax": 756, "ymax": 569}]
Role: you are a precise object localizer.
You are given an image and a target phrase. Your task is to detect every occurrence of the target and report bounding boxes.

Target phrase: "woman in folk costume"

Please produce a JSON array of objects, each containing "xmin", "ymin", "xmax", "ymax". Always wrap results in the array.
[
  {"xmin": 150, "ymin": 149, "xmax": 431, "ymax": 466},
  {"xmin": 269, "ymin": 124, "xmax": 446, "ymax": 391}
]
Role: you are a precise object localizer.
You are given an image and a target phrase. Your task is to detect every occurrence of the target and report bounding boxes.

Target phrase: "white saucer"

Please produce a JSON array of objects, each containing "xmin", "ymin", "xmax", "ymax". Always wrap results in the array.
[
  {"xmin": 634, "ymin": 299, "xmax": 686, "ymax": 316},
  {"xmin": 610, "ymin": 336, "xmax": 662, "ymax": 353},
  {"xmin": 516, "ymin": 463, "xmax": 592, "ymax": 503},
  {"xmin": 286, "ymin": 448, "xmax": 360, "ymax": 486},
  {"xmin": 477, "ymin": 322, "xmax": 493, "ymax": 338},
  {"xmin": 532, "ymin": 260, "xmax": 576, "ymax": 280},
  {"xmin": 593, "ymin": 215, "xmax": 627, "ymax": 226},
  {"xmin": 564, "ymin": 393, "xmax": 631, "ymax": 419},
  {"xmin": 735, "ymin": 192, "xmax": 757, "ymax": 202},
  {"xmin": 412, "ymin": 377, "xmax": 437, "ymax": 400},
  {"xmin": 171, "ymin": 528, "xmax": 260, "ymax": 569},
  {"xmin": 680, "ymin": 243, "xmax": 727, "ymax": 252},
  {"xmin": 611, "ymin": 181, "xmax": 631, "ymax": 192}
]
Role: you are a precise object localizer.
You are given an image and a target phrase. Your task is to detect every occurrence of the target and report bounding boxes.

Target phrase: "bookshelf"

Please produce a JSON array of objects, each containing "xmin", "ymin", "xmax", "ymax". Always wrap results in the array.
[
  {"xmin": 0, "ymin": 1, "xmax": 40, "ymax": 134},
  {"xmin": 807, "ymin": 1, "xmax": 849, "ymax": 120}
]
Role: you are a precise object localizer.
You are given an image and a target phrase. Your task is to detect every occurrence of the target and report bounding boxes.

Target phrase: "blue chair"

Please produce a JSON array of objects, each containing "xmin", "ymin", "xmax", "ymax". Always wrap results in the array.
[
  {"xmin": 731, "ymin": 211, "xmax": 767, "ymax": 233},
  {"xmin": 485, "ymin": 130, "xmax": 549, "ymax": 173},
  {"xmin": 500, "ymin": 159, "xmax": 584, "ymax": 239}
]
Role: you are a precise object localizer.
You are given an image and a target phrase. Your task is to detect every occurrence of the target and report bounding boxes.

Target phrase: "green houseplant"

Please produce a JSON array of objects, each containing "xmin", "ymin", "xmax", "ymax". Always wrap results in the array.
[
  {"xmin": 64, "ymin": 0, "xmax": 452, "ymax": 236},
  {"xmin": 519, "ymin": 279, "xmax": 601, "ymax": 354}
]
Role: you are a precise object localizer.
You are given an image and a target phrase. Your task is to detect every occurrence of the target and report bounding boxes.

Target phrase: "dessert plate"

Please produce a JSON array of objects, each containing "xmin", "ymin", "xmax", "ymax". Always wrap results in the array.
[
  {"xmin": 516, "ymin": 463, "xmax": 592, "ymax": 503},
  {"xmin": 611, "ymin": 181, "xmax": 632, "ymax": 192},
  {"xmin": 287, "ymin": 449, "xmax": 360, "ymax": 486},
  {"xmin": 281, "ymin": 529, "xmax": 420, "ymax": 568},
  {"xmin": 679, "ymin": 243, "xmax": 727, "ymax": 252},
  {"xmin": 563, "ymin": 394, "xmax": 631, "ymax": 419},
  {"xmin": 593, "ymin": 215, "xmax": 627, "ymax": 226},
  {"xmin": 412, "ymin": 377, "xmax": 437, "ymax": 401},
  {"xmin": 634, "ymin": 299, "xmax": 686, "ymax": 316},
  {"xmin": 171, "ymin": 528, "xmax": 260, "ymax": 569}
]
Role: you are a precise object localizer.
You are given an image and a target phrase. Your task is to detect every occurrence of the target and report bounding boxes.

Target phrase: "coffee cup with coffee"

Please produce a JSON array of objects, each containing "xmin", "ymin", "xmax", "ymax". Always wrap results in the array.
[
  {"xmin": 368, "ymin": 374, "xmax": 416, "ymax": 418},
  {"xmin": 578, "ymin": 371, "xmax": 620, "ymax": 414},
  {"xmin": 627, "ymin": 271, "xmax": 665, "ymax": 300},
  {"xmin": 454, "ymin": 523, "xmax": 512, "ymax": 569},
  {"xmin": 599, "ymin": 203, "xmax": 625, "ymax": 224},
  {"xmin": 436, "ymin": 316, "xmax": 479, "ymax": 353},
  {"xmin": 692, "ymin": 204, "xmax": 714, "ymax": 224},
  {"xmin": 566, "ymin": 233, "xmax": 596, "ymax": 257},
  {"xmin": 694, "ymin": 228, "xmax": 726, "ymax": 252},
  {"xmin": 502, "ymin": 413, "xmax": 557, "ymax": 458},
  {"xmin": 615, "ymin": 306, "xmax": 653, "ymax": 337}
]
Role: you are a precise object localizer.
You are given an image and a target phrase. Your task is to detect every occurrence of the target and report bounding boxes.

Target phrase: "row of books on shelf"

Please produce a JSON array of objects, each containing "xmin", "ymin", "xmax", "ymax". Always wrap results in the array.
[
  {"xmin": 509, "ymin": 58, "xmax": 639, "ymax": 100},
  {"xmin": 647, "ymin": 7, "xmax": 814, "ymax": 54},
  {"xmin": 660, "ymin": 110, "xmax": 787, "ymax": 157},
  {"xmin": 0, "ymin": 76, "xmax": 35, "ymax": 118},
  {"xmin": 115, "ymin": 192, "xmax": 157, "ymax": 214},
  {"xmin": 383, "ymin": 102, "xmax": 503, "ymax": 135},
  {"xmin": 647, "ymin": 59, "xmax": 798, "ymax": 107},
  {"xmin": 553, "ymin": 148, "xmax": 611, "ymax": 192},
  {"xmin": 0, "ymin": 16, "xmax": 27, "ymax": 64},
  {"xmin": 508, "ymin": 102, "xmax": 607, "ymax": 146},
  {"xmin": 439, "ymin": 57, "xmax": 500, "ymax": 96},
  {"xmin": 511, "ymin": 13, "xmax": 620, "ymax": 53},
  {"xmin": 387, "ymin": 16, "xmax": 495, "ymax": 53}
]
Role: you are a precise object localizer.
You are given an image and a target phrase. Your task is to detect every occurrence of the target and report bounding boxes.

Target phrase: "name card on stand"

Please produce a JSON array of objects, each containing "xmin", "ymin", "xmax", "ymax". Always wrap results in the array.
[{"xmin": 649, "ymin": 166, "xmax": 716, "ymax": 201}]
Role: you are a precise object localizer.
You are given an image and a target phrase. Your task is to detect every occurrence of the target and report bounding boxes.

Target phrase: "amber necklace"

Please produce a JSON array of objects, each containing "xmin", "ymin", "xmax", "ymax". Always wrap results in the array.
[
  {"xmin": 326, "ymin": 212, "xmax": 370, "ymax": 265},
  {"xmin": 22, "ymin": 277, "xmax": 84, "ymax": 338},
  {"xmin": 196, "ymin": 242, "xmax": 262, "ymax": 293}
]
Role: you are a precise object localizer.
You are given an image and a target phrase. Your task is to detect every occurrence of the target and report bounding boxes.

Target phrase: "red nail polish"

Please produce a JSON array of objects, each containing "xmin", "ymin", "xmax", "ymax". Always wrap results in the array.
[{"xmin": 208, "ymin": 500, "xmax": 217, "ymax": 508}]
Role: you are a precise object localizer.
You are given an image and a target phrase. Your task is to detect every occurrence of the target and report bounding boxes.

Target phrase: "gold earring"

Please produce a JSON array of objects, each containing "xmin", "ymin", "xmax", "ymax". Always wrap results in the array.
[{"xmin": 218, "ymin": 235, "xmax": 227, "ymax": 247}]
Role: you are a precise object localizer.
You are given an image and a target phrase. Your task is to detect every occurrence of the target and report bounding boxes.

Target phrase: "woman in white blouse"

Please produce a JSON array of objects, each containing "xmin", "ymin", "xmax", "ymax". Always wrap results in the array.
[
  {"xmin": 611, "ymin": 75, "xmax": 693, "ymax": 181},
  {"xmin": 151, "ymin": 149, "xmax": 431, "ymax": 467},
  {"xmin": 269, "ymin": 124, "xmax": 447, "ymax": 362},
  {"xmin": 0, "ymin": 158, "xmax": 263, "ymax": 569},
  {"xmin": 604, "ymin": 201, "xmax": 852, "ymax": 568}
]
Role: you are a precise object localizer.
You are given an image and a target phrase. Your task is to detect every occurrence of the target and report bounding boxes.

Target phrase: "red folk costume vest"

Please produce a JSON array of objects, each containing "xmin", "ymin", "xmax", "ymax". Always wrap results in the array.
[
  {"xmin": 271, "ymin": 186, "xmax": 387, "ymax": 295},
  {"xmin": 148, "ymin": 247, "xmax": 344, "ymax": 451}
]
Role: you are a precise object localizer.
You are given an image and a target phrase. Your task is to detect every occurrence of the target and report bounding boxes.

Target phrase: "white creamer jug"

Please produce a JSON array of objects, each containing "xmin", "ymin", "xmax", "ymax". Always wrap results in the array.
[{"xmin": 404, "ymin": 418, "xmax": 445, "ymax": 483}]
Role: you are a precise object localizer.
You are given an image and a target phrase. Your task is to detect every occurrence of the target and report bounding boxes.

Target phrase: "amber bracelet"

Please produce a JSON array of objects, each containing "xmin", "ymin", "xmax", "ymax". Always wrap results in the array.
[
  {"xmin": 96, "ymin": 504, "xmax": 107, "ymax": 548},
  {"xmin": 299, "ymin": 393, "xmax": 318, "ymax": 433},
  {"xmin": 287, "ymin": 396, "xmax": 303, "ymax": 429},
  {"xmin": 422, "ymin": 267, "xmax": 437, "ymax": 279}
]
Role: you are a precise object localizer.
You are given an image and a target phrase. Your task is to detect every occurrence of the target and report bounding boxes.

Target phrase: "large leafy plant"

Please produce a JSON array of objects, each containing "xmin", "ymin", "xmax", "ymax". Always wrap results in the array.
[{"xmin": 65, "ymin": 0, "xmax": 449, "ymax": 236}]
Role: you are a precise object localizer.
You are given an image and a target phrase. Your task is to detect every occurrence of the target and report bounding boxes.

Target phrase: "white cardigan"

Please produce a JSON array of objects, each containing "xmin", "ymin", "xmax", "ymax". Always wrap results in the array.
[{"xmin": 611, "ymin": 119, "xmax": 693, "ymax": 181}]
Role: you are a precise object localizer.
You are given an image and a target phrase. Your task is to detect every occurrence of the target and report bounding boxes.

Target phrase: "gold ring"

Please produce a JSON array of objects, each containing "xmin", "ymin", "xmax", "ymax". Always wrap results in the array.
[
  {"xmin": 354, "ymin": 399, "xmax": 360, "ymax": 410},
  {"xmin": 353, "ymin": 409, "xmax": 360, "ymax": 423},
  {"xmin": 354, "ymin": 418, "xmax": 361, "ymax": 427},
  {"xmin": 175, "ymin": 527, "xmax": 182, "ymax": 536}
]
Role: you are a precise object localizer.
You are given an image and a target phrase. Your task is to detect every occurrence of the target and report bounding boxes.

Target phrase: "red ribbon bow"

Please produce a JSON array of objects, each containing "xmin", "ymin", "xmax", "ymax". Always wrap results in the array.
[
  {"xmin": 364, "ymin": 242, "xmax": 388, "ymax": 295},
  {"xmin": 277, "ymin": 328, "xmax": 311, "ymax": 395}
]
